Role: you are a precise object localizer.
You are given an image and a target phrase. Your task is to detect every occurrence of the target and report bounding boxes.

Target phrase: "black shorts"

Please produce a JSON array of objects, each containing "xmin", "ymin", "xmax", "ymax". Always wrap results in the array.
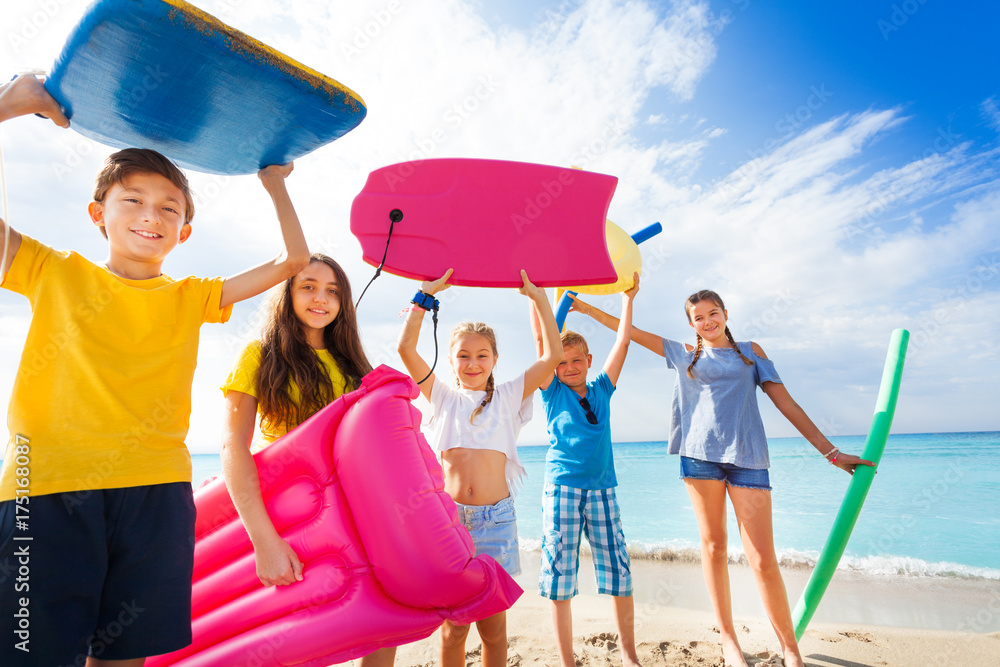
[{"xmin": 0, "ymin": 482, "xmax": 196, "ymax": 665}]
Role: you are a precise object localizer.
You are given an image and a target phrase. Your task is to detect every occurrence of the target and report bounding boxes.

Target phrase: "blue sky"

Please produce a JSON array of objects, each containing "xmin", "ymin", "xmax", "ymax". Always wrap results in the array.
[{"xmin": 1, "ymin": 0, "xmax": 998, "ymax": 453}]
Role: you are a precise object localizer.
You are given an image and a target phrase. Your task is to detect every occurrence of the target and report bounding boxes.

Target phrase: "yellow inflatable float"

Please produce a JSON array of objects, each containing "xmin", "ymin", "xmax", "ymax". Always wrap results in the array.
[{"xmin": 554, "ymin": 221, "xmax": 661, "ymax": 331}]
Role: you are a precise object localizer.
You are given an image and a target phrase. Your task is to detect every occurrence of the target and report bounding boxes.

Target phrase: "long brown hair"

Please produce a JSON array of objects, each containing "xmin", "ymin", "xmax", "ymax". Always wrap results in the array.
[
  {"xmin": 450, "ymin": 322, "xmax": 498, "ymax": 424},
  {"xmin": 255, "ymin": 254, "xmax": 372, "ymax": 430},
  {"xmin": 685, "ymin": 289, "xmax": 753, "ymax": 379}
]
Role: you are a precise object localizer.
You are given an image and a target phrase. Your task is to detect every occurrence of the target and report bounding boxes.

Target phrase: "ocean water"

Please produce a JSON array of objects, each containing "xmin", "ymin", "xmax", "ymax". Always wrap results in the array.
[{"xmin": 192, "ymin": 431, "xmax": 1000, "ymax": 581}]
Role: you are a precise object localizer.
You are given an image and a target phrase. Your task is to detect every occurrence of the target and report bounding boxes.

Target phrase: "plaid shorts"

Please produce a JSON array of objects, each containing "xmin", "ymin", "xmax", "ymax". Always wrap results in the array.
[{"xmin": 538, "ymin": 482, "xmax": 632, "ymax": 600}]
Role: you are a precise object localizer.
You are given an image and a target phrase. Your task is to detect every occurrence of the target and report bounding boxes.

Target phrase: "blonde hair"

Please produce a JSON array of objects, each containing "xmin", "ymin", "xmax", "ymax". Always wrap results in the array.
[
  {"xmin": 450, "ymin": 322, "xmax": 498, "ymax": 423},
  {"xmin": 560, "ymin": 330, "xmax": 589, "ymax": 355},
  {"xmin": 684, "ymin": 289, "xmax": 753, "ymax": 379}
]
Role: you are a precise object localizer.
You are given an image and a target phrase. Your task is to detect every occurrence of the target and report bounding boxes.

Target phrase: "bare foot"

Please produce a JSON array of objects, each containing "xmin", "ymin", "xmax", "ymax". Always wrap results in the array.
[
  {"xmin": 721, "ymin": 637, "xmax": 749, "ymax": 667},
  {"xmin": 782, "ymin": 650, "xmax": 806, "ymax": 667}
]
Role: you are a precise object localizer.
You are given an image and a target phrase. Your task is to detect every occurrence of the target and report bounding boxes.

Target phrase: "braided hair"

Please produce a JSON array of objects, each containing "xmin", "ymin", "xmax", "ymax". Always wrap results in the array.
[
  {"xmin": 449, "ymin": 322, "xmax": 499, "ymax": 424},
  {"xmin": 685, "ymin": 290, "xmax": 753, "ymax": 379}
]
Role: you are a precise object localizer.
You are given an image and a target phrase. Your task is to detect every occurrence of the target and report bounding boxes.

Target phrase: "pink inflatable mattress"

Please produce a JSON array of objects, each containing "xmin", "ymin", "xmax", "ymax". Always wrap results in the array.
[{"xmin": 148, "ymin": 366, "xmax": 521, "ymax": 666}]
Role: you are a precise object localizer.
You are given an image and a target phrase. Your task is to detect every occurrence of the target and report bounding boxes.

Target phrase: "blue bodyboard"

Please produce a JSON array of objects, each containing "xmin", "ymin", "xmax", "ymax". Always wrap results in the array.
[{"xmin": 44, "ymin": 0, "xmax": 366, "ymax": 174}]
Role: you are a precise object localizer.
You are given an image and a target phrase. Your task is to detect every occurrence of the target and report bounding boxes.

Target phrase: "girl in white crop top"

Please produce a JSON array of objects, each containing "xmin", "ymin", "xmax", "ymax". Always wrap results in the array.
[{"xmin": 397, "ymin": 268, "xmax": 561, "ymax": 667}]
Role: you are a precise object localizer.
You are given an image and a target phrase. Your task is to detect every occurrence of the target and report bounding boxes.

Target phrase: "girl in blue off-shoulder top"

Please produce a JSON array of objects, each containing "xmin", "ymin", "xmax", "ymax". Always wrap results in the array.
[{"xmin": 574, "ymin": 289, "xmax": 873, "ymax": 667}]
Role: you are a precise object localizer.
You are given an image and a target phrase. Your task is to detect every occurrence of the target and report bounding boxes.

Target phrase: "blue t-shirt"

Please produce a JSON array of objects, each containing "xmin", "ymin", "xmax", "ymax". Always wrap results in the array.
[
  {"xmin": 540, "ymin": 371, "xmax": 617, "ymax": 489},
  {"xmin": 662, "ymin": 339, "xmax": 782, "ymax": 470}
]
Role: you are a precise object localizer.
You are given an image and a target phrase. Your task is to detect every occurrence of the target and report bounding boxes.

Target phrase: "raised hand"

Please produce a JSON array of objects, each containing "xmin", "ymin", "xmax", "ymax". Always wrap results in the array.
[
  {"xmin": 517, "ymin": 269, "xmax": 544, "ymax": 299},
  {"xmin": 420, "ymin": 268, "xmax": 454, "ymax": 296},
  {"xmin": 624, "ymin": 271, "xmax": 640, "ymax": 299},
  {"xmin": 567, "ymin": 293, "xmax": 592, "ymax": 316},
  {"xmin": 0, "ymin": 75, "xmax": 70, "ymax": 127},
  {"xmin": 258, "ymin": 162, "xmax": 294, "ymax": 182}
]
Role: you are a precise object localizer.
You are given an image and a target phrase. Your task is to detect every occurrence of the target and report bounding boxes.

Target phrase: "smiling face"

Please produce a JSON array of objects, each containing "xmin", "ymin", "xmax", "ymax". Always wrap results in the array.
[
  {"xmin": 89, "ymin": 171, "xmax": 191, "ymax": 277},
  {"xmin": 290, "ymin": 261, "xmax": 341, "ymax": 348},
  {"xmin": 556, "ymin": 342, "xmax": 592, "ymax": 392},
  {"xmin": 450, "ymin": 332, "xmax": 497, "ymax": 392},
  {"xmin": 687, "ymin": 298, "xmax": 729, "ymax": 347}
]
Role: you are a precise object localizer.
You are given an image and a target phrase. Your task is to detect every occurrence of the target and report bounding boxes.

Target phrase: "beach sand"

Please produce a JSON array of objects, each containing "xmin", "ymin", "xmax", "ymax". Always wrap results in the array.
[{"xmin": 336, "ymin": 554, "xmax": 1000, "ymax": 666}]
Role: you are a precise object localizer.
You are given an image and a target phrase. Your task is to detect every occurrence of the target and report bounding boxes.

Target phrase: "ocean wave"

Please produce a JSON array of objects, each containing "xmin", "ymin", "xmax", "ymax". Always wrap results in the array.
[{"xmin": 517, "ymin": 541, "xmax": 1000, "ymax": 580}]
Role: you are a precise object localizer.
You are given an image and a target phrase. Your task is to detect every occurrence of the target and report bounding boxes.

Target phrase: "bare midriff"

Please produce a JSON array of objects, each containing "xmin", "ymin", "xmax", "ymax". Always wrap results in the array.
[{"xmin": 441, "ymin": 447, "xmax": 509, "ymax": 506}]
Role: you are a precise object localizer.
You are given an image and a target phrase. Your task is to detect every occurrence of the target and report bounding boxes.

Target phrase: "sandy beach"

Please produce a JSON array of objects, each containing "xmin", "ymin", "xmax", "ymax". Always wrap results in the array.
[{"xmin": 336, "ymin": 554, "xmax": 1000, "ymax": 666}]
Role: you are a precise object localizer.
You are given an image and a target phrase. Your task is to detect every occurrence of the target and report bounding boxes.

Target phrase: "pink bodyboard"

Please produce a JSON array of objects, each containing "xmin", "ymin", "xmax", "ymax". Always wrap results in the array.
[
  {"xmin": 350, "ymin": 158, "xmax": 618, "ymax": 288},
  {"xmin": 147, "ymin": 366, "xmax": 521, "ymax": 667}
]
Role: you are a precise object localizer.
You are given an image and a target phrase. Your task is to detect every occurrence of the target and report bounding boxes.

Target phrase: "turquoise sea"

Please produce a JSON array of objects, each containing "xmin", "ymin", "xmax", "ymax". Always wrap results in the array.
[{"xmin": 192, "ymin": 431, "xmax": 1000, "ymax": 581}]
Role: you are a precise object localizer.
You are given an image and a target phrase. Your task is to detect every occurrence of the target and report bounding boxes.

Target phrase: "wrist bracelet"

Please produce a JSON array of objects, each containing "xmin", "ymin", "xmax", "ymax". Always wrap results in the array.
[
  {"xmin": 411, "ymin": 290, "xmax": 439, "ymax": 311},
  {"xmin": 823, "ymin": 447, "xmax": 840, "ymax": 460}
]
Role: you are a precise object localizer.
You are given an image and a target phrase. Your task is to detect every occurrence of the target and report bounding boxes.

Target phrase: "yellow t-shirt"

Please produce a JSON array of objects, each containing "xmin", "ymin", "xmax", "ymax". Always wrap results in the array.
[
  {"xmin": 221, "ymin": 340, "xmax": 351, "ymax": 449},
  {"xmin": 0, "ymin": 235, "xmax": 232, "ymax": 501}
]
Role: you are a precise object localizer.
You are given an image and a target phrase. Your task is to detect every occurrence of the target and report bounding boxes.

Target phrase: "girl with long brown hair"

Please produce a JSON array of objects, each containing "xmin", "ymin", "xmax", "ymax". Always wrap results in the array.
[
  {"xmin": 220, "ymin": 253, "xmax": 370, "ymax": 582},
  {"xmin": 221, "ymin": 253, "xmax": 403, "ymax": 665}
]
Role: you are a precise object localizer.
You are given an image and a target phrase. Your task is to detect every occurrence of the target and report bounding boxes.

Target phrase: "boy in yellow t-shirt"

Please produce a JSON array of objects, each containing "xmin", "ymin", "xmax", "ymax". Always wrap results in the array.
[{"xmin": 0, "ymin": 75, "xmax": 310, "ymax": 666}]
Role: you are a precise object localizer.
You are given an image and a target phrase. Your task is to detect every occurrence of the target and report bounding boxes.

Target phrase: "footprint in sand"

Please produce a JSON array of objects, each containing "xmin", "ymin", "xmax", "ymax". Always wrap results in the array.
[
  {"xmin": 584, "ymin": 632, "xmax": 620, "ymax": 652},
  {"xmin": 840, "ymin": 631, "xmax": 876, "ymax": 643}
]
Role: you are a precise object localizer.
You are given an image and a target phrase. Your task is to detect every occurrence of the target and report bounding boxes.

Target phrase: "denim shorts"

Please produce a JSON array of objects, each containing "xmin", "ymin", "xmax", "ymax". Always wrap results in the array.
[
  {"xmin": 680, "ymin": 456, "xmax": 771, "ymax": 490},
  {"xmin": 454, "ymin": 496, "xmax": 521, "ymax": 576}
]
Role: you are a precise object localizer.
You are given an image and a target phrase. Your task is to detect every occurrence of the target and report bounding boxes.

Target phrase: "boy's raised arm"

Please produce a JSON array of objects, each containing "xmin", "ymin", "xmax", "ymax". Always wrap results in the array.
[
  {"xmin": 572, "ymin": 293, "xmax": 664, "ymax": 358},
  {"xmin": 603, "ymin": 273, "xmax": 639, "ymax": 385},
  {"xmin": 0, "ymin": 76, "xmax": 71, "ymax": 273},
  {"xmin": 219, "ymin": 164, "xmax": 310, "ymax": 309}
]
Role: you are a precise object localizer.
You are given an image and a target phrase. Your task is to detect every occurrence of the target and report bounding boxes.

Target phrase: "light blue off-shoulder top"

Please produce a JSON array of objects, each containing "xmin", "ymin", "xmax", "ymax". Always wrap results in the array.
[{"xmin": 662, "ymin": 338, "xmax": 782, "ymax": 469}]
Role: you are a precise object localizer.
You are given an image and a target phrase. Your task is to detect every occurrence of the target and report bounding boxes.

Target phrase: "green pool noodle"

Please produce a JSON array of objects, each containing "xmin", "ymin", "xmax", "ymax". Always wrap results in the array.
[{"xmin": 792, "ymin": 328, "xmax": 910, "ymax": 640}]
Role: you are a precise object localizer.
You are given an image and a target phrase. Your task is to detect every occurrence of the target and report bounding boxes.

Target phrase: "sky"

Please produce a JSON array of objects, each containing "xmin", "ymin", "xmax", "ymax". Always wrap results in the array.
[{"xmin": 1, "ymin": 0, "xmax": 998, "ymax": 453}]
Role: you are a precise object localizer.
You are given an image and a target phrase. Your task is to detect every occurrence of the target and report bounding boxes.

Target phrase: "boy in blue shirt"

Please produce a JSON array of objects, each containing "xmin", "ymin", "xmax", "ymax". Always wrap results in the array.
[{"xmin": 529, "ymin": 276, "xmax": 641, "ymax": 667}]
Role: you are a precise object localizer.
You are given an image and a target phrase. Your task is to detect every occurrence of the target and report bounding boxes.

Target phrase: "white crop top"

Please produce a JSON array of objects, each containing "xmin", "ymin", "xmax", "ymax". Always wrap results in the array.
[{"xmin": 426, "ymin": 373, "xmax": 533, "ymax": 496}]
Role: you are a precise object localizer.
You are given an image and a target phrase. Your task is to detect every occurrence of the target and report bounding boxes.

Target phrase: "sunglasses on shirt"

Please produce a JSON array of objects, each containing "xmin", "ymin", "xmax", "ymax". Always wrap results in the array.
[{"xmin": 578, "ymin": 397, "xmax": 598, "ymax": 425}]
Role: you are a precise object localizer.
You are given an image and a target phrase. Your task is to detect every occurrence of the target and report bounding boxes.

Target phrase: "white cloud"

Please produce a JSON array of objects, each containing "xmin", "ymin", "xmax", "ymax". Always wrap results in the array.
[
  {"xmin": 2, "ymin": 0, "xmax": 998, "ymax": 458},
  {"xmin": 981, "ymin": 96, "xmax": 1000, "ymax": 134}
]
